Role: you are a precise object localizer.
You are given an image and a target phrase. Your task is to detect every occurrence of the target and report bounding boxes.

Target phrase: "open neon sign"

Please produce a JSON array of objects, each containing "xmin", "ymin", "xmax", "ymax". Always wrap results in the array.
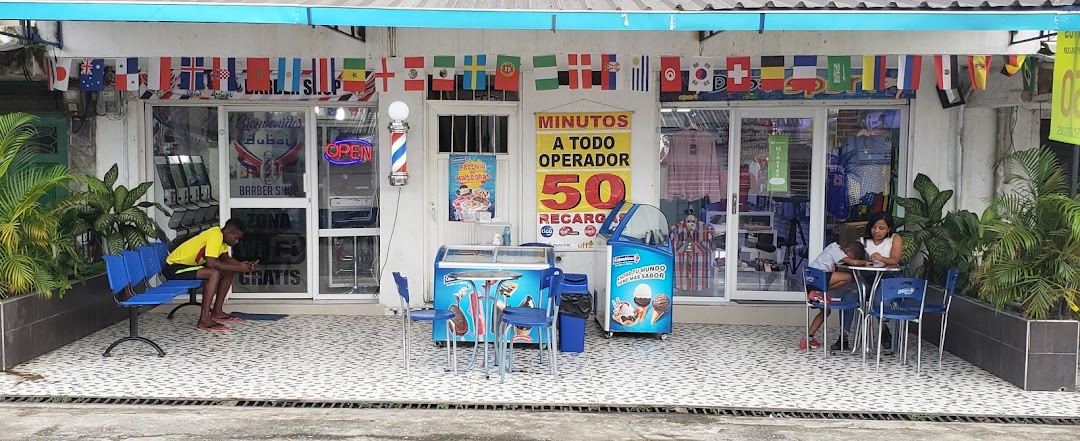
[{"xmin": 324, "ymin": 139, "xmax": 374, "ymax": 165}]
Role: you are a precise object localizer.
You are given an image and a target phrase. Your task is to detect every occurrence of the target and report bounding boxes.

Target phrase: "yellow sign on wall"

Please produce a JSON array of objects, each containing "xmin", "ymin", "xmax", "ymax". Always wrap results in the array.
[
  {"xmin": 535, "ymin": 112, "xmax": 632, "ymax": 250},
  {"xmin": 1051, "ymin": 31, "xmax": 1080, "ymax": 144}
]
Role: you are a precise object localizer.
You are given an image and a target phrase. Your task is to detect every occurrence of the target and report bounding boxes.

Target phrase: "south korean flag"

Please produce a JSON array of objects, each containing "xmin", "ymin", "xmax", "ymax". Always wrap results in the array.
[{"xmin": 687, "ymin": 59, "xmax": 714, "ymax": 92}]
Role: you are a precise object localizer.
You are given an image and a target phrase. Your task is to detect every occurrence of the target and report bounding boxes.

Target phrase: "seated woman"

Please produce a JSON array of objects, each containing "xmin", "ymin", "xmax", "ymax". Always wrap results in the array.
[{"xmin": 834, "ymin": 211, "xmax": 904, "ymax": 351}]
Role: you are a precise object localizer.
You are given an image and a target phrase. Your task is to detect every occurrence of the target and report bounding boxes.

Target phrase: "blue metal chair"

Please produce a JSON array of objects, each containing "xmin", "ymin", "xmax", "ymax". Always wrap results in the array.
[
  {"xmin": 393, "ymin": 272, "xmax": 458, "ymax": 374},
  {"xmin": 867, "ymin": 277, "xmax": 928, "ymax": 372},
  {"xmin": 102, "ymin": 255, "xmax": 178, "ymax": 357},
  {"xmin": 151, "ymin": 242, "xmax": 169, "ymax": 263},
  {"xmin": 119, "ymin": 250, "xmax": 188, "ymax": 300},
  {"xmin": 901, "ymin": 268, "xmax": 959, "ymax": 366},
  {"xmin": 803, "ymin": 267, "xmax": 861, "ymax": 358},
  {"xmin": 138, "ymin": 245, "xmax": 203, "ymax": 319},
  {"xmin": 497, "ymin": 269, "xmax": 563, "ymax": 383}
]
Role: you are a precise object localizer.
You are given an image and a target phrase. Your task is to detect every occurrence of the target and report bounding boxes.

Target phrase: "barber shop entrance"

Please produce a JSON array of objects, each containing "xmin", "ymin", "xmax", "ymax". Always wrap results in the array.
[{"xmin": 148, "ymin": 103, "xmax": 381, "ymax": 300}]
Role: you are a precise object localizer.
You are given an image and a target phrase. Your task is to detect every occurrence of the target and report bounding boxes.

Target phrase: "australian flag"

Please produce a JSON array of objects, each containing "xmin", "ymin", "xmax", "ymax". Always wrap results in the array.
[
  {"xmin": 79, "ymin": 58, "xmax": 105, "ymax": 92},
  {"xmin": 179, "ymin": 57, "xmax": 206, "ymax": 91}
]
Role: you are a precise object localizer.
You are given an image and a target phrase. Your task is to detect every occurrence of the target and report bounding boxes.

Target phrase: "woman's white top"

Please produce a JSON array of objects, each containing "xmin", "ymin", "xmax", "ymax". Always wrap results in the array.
[{"xmin": 862, "ymin": 235, "xmax": 895, "ymax": 260}]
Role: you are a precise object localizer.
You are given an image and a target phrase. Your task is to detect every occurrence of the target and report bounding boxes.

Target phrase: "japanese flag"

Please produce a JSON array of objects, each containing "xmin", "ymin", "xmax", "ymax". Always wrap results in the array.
[{"xmin": 47, "ymin": 57, "xmax": 72, "ymax": 91}]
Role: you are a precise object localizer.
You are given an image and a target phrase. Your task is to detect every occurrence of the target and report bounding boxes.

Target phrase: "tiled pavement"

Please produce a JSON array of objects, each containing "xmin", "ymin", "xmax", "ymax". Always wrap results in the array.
[{"xmin": 2, "ymin": 313, "xmax": 1080, "ymax": 417}]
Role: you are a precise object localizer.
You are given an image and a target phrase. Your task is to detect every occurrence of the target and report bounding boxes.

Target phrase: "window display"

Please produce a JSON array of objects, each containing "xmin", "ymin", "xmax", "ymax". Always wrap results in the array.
[
  {"xmin": 824, "ymin": 109, "xmax": 902, "ymax": 245},
  {"xmin": 151, "ymin": 106, "xmax": 220, "ymax": 243}
]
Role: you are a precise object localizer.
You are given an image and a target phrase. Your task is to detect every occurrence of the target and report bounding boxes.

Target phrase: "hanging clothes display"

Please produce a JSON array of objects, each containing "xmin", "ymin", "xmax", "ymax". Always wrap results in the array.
[
  {"xmin": 670, "ymin": 214, "xmax": 714, "ymax": 291},
  {"xmin": 663, "ymin": 129, "xmax": 724, "ymax": 201}
]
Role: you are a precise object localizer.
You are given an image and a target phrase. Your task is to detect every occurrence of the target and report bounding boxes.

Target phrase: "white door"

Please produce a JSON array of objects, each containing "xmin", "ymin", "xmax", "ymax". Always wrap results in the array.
[
  {"xmin": 220, "ymin": 106, "xmax": 318, "ymax": 299},
  {"xmin": 725, "ymin": 109, "xmax": 827, "ymax": 302},
  {"xmin": 424, "ymin": 103, "xmax": 521, "ymax": 301}
]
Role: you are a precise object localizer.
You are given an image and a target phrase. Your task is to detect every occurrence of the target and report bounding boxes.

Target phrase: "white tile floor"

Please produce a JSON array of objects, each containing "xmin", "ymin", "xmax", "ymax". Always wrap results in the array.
[{"xmin": 2, "ymin": 313, "xmax": 1080, "ymax": 418}]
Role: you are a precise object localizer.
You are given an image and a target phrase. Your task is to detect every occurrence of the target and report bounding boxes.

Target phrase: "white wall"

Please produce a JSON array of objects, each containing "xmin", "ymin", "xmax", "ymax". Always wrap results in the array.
[{"xmin": 55, "ymin": 21, "xmax": 1035, "ymax": 308}]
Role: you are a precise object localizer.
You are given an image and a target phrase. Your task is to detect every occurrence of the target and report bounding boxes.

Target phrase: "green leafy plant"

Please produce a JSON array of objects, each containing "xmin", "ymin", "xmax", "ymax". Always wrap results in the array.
[
  {"xmin": 75, "ymin": 164, "xmax": 170, "ymax": 255},
  {"xmin": 937, "ymin": 207, "xmax": 997, "ymax": 296},
  {"xmin": 0, "ymin": 113, "xmax": 83, "ymax": 299},
  {"xmin": 896, "ymin": 173, "xmax": 954, "ymax": 283},
  {"xmin": 975, "ymin": 147, "xmax": 1080, "ymax": 320}
]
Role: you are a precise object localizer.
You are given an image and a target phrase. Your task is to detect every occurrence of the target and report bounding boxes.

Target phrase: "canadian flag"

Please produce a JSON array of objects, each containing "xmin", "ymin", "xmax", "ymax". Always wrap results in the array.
[{"xmin": 46, "ymin": 57, "xmax": 72, "ymax": 92}]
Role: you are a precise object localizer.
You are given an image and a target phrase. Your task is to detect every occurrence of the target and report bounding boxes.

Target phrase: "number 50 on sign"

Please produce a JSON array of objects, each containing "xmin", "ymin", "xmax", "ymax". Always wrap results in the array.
[{"xmin": 1052, "ymin": 32, "xmax": 1080, "ymax": 144}]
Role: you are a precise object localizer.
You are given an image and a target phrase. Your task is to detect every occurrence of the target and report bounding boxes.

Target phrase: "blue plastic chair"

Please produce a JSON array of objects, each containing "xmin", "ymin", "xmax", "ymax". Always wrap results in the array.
[
  {"xmin": 393, "ymin": 272, "xmax": 458, "ymax": 374},
  {"xmin": 102, "ymin": 255, "xmax": 177, "ymax": 357},
  {"xmin": 867, "ymin": 277, "xmax": 928, "ymax": 372},
  {"xmin": 503, "ymin": 266, "xmax": 559, "ymax": 317},
  {"xmin": 498, "ymin": 269, "xmax": 563, "ymax": 383},
  {"xmin": 138, "ymin": 245, "xmax": 203, "ymax": 319},
  {"xmin": 901, "ymin": 268, "xmax": 959, "ymax": 366},
  {"xmin": 151, "ymin": 242, "xmax": 169, "ymax": 263},
  {"xmin": 803, "ymin": 267, "xmax": 861, "ymax": 358}
]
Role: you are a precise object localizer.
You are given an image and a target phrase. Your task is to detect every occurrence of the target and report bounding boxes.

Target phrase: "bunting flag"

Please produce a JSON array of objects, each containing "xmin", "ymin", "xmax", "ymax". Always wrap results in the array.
[
  {"xmin": 374, "ymin": 57, "xmax": 396, "ymax": 92},
  {"xmin": 659, "ymin": 56, "xmax": 681, "ymax": 92},
  {"xmin": 342, "ymin": 58, "xmax": 366, "ymax": 92},
  {"xmin": 726, "ymin": 56, "xmax": 752, "ymax": 92},
  {"xmin": 826, "ymin": 56, "xmax": 850, "ymax": 92},
  {"xmin": 494, "ymin": 55, "xmax": 520, "ymax": 92},
  {"xmin": 935, "ymin": 55, "xmax": 960, "ymax": 90},
  {"xmin": 897, "ymin": 55, "xmax": 922, "ymax": 91},
  {"xmin": 147, "ymin": 57, "xmax": 172, "ymax": 91},
  {"xmin": 568, "ymin": 54, "xmax": 593, "ymax": 90},
  {"xmin": 114, "ymin": 58, "xmax": 139, "ymax": 91},
  {"xmin": 1001, "ymin": 54, "xmax": 1026, "ymax": 77},
  {"xmin": 599, "ymin": 54, "xmax": 622, "ymax": 91},
  {"xmin": 246, "ymin": 58, "xmax": 272, "ymax": 92},
  {"xmin": 686, "ymin": 58, "xmax": 714, "ymax": 92},
  {"xmin": 861, "ymin": 55, "xmax": 887, "ymax": 91},
  {"xmin": 462, "ymin": 55, "xmax": 486, "ymax": 90},
  {"xmin": 209, "ymin": 57, "xmax": 238, "ymax": 92},
  {"xmin": 790, "ymin": 55, "xmax": 818, "ymax": 91},
  {"xmin": 631, "ymin": 55, "xmax": 650, "ymax": 92},
  {"xmin": 46, "ymin": 57, "xmax": 72, "ymax": 92},
  {"xmin": 276, "ymin": 57, "xmax": 302, "ymax": 92},
  {"xmin": 403, "ymin": 56, "xmax": 426, "ymax": 92},
  {"xmin": 968, "ymin": 55, "xmax": 991, "ymax": 90},
  {"xmin": 178, "ymin": 57, "xmax": 205, "ymax": 91},
  {"xmin": 759, "ymin": 56, "xmax": 785, "ymax": 91},
  {"xmin": 1021, "ymin": 56, "xmax": 1037, "ymax": 93},
  {"xmin": 79, "ymin": 58, "xmax": 105, "ymax": 92},
  {"xmin": 534, "ymin": 54, "xmax": 559, "ymax": 91},
  {"xmin": 431, "ymin": 55, "xmax": 456, "ymax": 91},
  {"xmin": 311, "ymin": 57, "xmax": 337, "ymax": 94}
]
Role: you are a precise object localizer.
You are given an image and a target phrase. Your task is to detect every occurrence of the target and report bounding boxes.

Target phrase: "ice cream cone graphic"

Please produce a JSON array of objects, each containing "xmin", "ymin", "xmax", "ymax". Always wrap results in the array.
[{"xmin": 650, "ymin": 294, "xmax": 671, "ymax": 325}]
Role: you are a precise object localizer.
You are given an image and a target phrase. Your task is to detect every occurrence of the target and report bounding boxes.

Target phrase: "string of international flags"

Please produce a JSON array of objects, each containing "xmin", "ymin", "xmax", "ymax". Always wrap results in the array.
[{"xmin": 43, "ymin": 53, "xmax": 1031, "ymax": 96}]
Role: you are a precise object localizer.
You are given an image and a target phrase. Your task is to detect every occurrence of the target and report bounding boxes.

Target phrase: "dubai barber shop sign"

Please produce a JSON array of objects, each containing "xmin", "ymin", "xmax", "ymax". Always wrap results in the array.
[
  {"xmin": 230, "ymin": 111, "xmax": 305, "ymax": 198},
  {"xmin": 1052, "ymin": 32, "xmax": 1080, "ymax": 144},
  {"xmin": 449, "ymin": 154, "xmax": 497, "ymax": 222},
  {"xmin": 536, "ymin": 112, "xmax": 632, "ymax": 250}
]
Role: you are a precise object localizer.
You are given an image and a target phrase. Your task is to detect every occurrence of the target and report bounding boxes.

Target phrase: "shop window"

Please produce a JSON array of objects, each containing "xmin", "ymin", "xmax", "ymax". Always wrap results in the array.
[
  {"xmin": 437, "ymin": 114, "xmax": 510, "ymax": 154},
  {"xmin": 426, "ymin": 74, "xmax": 519, "ymax": 101},
  {"xmin": 824, "ymin": 109, "xmax": 903, "ymax": 245},
  {"xmin": 150, "ymin": 106, "xmax": 220, "ymax": 244}
]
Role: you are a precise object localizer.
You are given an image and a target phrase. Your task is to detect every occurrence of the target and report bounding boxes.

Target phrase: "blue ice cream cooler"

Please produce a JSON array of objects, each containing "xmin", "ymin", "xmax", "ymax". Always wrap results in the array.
[
  {"xmin": 432, "ymin": 245, "xmax": 555, "ymax": 344},
  {"xmin": 593, "ymin": 201, "xmax": 674, "ymax": 339}
]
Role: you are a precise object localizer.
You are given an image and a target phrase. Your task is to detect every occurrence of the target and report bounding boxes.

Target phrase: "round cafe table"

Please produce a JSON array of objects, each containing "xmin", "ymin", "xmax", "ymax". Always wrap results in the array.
[
  {"xmin": 836, "ymin": 263, "xmax": 904, "ymax": 361},
  {"xmin": 446, "ymin": 270, "xmax": 522, "ymax": 379}
]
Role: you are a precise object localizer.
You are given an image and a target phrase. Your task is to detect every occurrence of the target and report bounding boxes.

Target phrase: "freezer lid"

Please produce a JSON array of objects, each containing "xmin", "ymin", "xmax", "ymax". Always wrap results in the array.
[
  {"xmin": 603, "ymin": 202, "xmax": 670, "ymax": 249},
  {"xmin": 495, "ymin": 246, "xmax": 552, "ymax": 265},
  {"xmin": 440, "ymin": 245, "xmax": 497, "ymax": 264}
]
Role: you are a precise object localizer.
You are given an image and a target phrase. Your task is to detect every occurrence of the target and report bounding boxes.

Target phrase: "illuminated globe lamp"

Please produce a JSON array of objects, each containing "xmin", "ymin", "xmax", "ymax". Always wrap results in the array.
[{"xmin": 387, "ymin": 101, "xmax": 410, "ymax": 186}]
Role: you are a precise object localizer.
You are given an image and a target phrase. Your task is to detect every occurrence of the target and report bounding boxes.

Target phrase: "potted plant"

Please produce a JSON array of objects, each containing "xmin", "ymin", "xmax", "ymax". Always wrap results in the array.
[
  {"xmin": 921, "ymin": 147, "xmax": 1080, "ymax": 391},
  {"xmin": 0, "ymin": 113, "xmax": 128, "ymax": 371},
  {"xmin": 74, "ymin": 163, "xmax": 170, "ymax": 255}
]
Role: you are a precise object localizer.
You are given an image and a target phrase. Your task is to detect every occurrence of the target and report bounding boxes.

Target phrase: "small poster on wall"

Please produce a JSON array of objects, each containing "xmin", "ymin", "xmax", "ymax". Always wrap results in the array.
[
  {"xmin": 766, "ymin": 135, "xmax": 789, "ymax": 192},
  {"xmin": 448, "ymin": 154, "xmax": 496, "ymax": 222}
]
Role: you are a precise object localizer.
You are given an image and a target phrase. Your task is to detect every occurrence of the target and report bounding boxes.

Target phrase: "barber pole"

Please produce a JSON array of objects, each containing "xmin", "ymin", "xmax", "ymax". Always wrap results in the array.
[{"xmin": 390, "ymin": 130, "xmax": 407, "ymax": 175}]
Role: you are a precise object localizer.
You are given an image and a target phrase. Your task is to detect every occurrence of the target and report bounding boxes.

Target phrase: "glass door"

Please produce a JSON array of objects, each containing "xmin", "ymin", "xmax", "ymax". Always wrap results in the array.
[
  {"xmin": 726, "ymin": 109, "xmax": 826, "ymax": 302},
  {"xmin": 221, "ymin": 107, "xmax": 315, "ymax": 298}
]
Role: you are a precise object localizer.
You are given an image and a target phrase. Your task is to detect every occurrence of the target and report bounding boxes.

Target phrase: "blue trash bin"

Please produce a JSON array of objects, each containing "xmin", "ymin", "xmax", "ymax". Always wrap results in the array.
[{"xmin": 558, "ymin": 315, "xmax": 586, "ymax": 353}]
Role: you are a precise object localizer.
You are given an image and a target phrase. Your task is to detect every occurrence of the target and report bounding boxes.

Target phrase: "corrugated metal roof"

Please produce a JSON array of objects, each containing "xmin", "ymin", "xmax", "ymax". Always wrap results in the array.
[{"xmin": 20, "ymin": 0, "xmax": 1080, "ymax": 10}]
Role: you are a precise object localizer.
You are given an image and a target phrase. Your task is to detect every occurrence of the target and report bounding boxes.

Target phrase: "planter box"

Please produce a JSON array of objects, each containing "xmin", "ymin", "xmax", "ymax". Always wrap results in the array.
[
  {"xmin": 919, "ymin": 290, "xmax": 1079, "ymax": 391},
  {"xmin": 0, "ymin": 274, "xmax": 128, "ymax": 371}
]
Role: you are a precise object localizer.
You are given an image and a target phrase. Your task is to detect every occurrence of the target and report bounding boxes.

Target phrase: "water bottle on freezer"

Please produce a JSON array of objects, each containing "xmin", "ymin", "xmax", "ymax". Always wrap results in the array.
[{"xmin": 502, "ymin": 226, "xmax": 511, "ymax": 247}]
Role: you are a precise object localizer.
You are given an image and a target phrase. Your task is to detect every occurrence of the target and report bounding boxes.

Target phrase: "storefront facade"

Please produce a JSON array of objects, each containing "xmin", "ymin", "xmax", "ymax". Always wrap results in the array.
[{"xmin": 27, "ymin": 15, "xmax": 1051, "ymax": 313}]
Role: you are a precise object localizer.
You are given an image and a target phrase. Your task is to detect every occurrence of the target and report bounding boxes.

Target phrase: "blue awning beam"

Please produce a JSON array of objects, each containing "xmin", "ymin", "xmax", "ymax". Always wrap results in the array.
[{"xmin": 1, "ymin": 2, "xmax": 1079, "ymax": 32}]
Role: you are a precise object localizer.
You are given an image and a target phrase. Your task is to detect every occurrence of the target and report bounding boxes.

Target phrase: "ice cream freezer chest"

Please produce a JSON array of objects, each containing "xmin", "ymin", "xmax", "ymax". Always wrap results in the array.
[
  {"xmin": 432, "ymin": 245, "xmax": 554, "ymax": 344},
  {"xmin": 594, "ymin": 201, "xmax": 675, "ymax": 338}
]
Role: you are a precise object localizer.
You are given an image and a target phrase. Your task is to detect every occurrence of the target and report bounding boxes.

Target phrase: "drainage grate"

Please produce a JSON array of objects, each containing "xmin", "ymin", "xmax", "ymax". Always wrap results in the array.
[{"xmin": 2, "ymin": 395, "xmax": 1079, "ymax": 425}]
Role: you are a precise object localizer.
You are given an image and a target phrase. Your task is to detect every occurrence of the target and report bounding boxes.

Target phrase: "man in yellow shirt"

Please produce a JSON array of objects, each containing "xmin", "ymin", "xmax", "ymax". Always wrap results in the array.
[{"xmin": 163, "ymin": 219, "xmax": 258, "ymax": 331}]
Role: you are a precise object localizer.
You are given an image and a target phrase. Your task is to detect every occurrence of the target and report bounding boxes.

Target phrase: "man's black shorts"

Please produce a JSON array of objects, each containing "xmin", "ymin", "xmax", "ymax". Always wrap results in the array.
[{"xmin": 162, "ymin": 263, "xmax": 202, "ymax": 280}]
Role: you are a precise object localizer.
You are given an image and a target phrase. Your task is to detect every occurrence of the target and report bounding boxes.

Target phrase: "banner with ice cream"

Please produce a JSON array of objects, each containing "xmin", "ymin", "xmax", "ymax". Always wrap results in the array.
[
  {"xmin": 608, "ymin": 242, "xmax": 674, "ymax": 334},
  {"xmin": 448, "ymin": 154, "xmax": 497, "ymax": 222}
]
